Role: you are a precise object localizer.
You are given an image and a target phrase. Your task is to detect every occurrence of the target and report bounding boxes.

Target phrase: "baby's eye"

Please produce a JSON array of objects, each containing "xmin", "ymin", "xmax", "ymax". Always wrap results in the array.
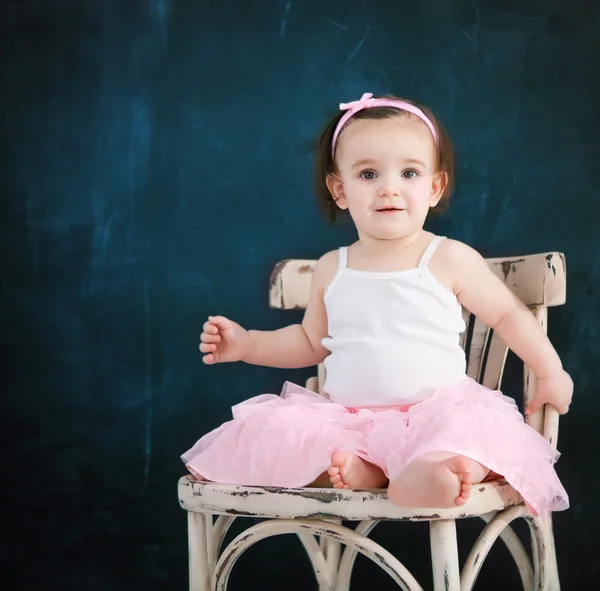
[
  {"xmin": 359, "ymin": 170, "xmax": 377, "ymax": 180},
  {"xmin": 402, "ymin": 169, "xmax": 419, "ymax": 179}
]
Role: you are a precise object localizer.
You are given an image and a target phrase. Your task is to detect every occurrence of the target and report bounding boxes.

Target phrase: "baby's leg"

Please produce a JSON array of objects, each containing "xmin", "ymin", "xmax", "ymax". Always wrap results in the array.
[
  {"xmin": 327, "ymin": 451, "xmax": 388, "ymax": 489},
  {"xmin": 388, "ymin": 452, "xmax": 489, "ymax": 508}
]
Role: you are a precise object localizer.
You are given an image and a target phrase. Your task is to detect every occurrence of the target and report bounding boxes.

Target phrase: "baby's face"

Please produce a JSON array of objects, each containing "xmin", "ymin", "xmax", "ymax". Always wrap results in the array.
[{"xmin": 330, "ymin": 115, "xmax": 444, "ymax": 242}]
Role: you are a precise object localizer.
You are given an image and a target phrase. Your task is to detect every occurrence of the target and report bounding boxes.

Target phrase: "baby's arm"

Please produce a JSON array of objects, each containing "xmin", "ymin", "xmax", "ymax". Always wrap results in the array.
[
  {"xmin": 443, "ymin": 240, "xmax": 573, "ymax": 414},
  {"xmin": 200, "ymin": 252, "xmax": 335, "ymax": 369},
  {"xmin": 242, "ymin": 252, "xmax": 334, "ymax": 367}
]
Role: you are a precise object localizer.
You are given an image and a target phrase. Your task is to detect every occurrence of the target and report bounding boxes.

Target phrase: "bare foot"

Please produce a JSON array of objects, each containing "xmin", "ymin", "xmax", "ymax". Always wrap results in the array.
[
  {"xmin": 327, "ymin": 451, "xmax": 388, "ymax": 489},
  {"xmin": 388, "ymin": 453, "xmax": 488, "ymax": 508},
  {"xmin": 440, "ymin": 455, "xmax": 475, "ymax": 506}
]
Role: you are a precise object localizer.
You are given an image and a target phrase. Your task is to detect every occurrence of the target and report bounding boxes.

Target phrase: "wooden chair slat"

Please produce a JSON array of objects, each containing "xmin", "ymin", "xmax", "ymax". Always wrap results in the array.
[
  {"xmin": 481, "ymin": 331, "xmax": 509, "ymax": 391},
  {"xmin": 466, "ymin": 316, "xmax": 492, "ymax": 382}
]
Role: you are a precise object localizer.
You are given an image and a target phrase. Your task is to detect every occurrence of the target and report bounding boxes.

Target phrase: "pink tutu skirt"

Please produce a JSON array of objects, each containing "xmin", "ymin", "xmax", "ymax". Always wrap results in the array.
[{"xmin": 181, "ymin": 378, "xmax": 568, "ymax": 514}]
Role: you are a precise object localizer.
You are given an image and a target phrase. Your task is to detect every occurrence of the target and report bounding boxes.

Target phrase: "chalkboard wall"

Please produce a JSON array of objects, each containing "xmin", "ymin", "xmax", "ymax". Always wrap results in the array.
[{"xmin": 2, "ymin": 0, "xmax": 599, "ymax": 589}]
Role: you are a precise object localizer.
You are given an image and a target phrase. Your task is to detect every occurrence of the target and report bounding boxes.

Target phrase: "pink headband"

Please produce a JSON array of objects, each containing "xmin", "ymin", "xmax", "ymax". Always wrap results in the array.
[{"xmin": 331, "ymin": 92, "xmax": 438, "ymax": 158}]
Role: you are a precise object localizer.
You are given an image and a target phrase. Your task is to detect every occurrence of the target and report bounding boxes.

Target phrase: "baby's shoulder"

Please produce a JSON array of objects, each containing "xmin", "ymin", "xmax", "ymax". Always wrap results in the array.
[
  {"xmin": 435, "ymin": 237, "xmax": 484, "ymax": 265},
  {"xmin": 312, "ymin": 249, "xmax": 342, "ymax": 295},
  {"xmin": 316, "ymin": 248, "xmax": 341, "ymax": 267},
  {"xmin": 429, "ymin": 238, "xmax": 488, "ymax": 294}
]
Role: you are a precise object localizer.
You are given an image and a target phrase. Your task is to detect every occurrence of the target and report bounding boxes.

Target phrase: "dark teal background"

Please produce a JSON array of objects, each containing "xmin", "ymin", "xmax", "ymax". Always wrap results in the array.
[{"xmin": 2, "ymin": 0, "xmax": 599, "ymax": 589}]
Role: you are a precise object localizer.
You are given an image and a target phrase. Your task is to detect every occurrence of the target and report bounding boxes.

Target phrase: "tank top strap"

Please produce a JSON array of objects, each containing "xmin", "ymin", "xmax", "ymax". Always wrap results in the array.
[
  {"xmin": 324, "ymin": 247, "xmax": 349, "ymax": 303},
  {"xmin": 338, "ymin": 246, "xmax": 348, "ymax": 269},
  {"xmin": 418, "ymin": 236, "xmax": 446, "ymax": 270}
]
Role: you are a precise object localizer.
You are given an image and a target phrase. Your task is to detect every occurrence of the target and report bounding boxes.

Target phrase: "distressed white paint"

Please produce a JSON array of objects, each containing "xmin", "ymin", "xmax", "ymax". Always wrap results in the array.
[
  {"xmin": 212, "ymin": 520, "xmax": 424, "ymax": 591},
  {"xmin": 181, "ymin": 251, "xmax": 567, "ymax": 590},
  {"xmin": 187, "ymin": 512, "xmax": 212, "ymax": 591},
  {"xmin": 462, "ymin": 505, "xmax": 533, "ymax": 590},
  {"xmin": 477, "ymin": 510, "xmax": 534, "ymax": 590},
  {"xmin": 430, "ymin": 520, "xmax": 460, "ymax": 590},
  {"xmin": 179, "ymin": 478, "xmax": 522, "ymax": 521}
]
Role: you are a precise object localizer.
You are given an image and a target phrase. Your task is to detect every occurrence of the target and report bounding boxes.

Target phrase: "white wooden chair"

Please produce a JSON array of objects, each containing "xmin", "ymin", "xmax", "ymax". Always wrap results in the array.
[{"xmin": 178, "ymin": 251, "xmax": 567, "ymax": 590}]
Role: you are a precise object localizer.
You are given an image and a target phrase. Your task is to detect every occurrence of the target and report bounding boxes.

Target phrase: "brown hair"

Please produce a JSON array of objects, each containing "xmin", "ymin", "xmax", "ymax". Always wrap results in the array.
[{"xmin": 314, "ymin": 95, "xmax": 455, "ymax": 223}]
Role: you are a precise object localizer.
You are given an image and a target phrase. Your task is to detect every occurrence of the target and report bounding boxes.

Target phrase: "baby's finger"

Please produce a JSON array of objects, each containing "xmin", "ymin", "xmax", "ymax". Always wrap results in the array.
[
  {"xmin": 200, "ymin": 332, "xmax": 221, "ymax": 343},
  {"xmin": 209, "ymin": 315, "xmax": 232, "ymax": 331},
  {"xmin": 525, "ymin": 399, "xmax": 544, "ymax": 415},
  {"xmin": 202, "ymin": 353, "xmax": 215, "ymax": 364},
  {"xmin": 199, "ymin": 343, "xmax": 217, "ymax": 353},
  {"xmin": 202, "ymin": 321, "xmax": 219, "ymax": 335}
]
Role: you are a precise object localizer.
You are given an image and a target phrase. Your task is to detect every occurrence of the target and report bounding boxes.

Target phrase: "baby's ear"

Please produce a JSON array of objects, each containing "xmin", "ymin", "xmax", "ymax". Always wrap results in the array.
[
  {"xmin": 429, "ymin": 171, "xmax": 448, "ymax": 207},
  {"xmin": 326, "ymin": 173, "xmax": 348, "ymax": 210}
]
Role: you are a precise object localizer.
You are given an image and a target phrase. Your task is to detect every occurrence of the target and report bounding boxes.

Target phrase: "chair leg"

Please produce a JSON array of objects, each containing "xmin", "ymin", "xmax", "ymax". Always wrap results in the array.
[
  {"xmin": 475, "ymin": 509, "xmax": 534, "ymax": 590},
  {"xmin": 527, "ymin": 511, "xmax": 561, "ymax": 591},
  {"xmin": 319, "ymin": 522, "xmax": 342, "ymax": 591},
  {"xmin": 188, "ymin": 512, "xmax": 214, "ymax": 591},
  {"xmin": 545, "ymin": 517, "xmax": 561, "ymax": 591},
  {"xmin": 430, "ymin": 519, "xmax": 460, "ymax": 591},
  {"xmin": 337, "ymin": 520, "xmax": 380, "ymax": 590}
]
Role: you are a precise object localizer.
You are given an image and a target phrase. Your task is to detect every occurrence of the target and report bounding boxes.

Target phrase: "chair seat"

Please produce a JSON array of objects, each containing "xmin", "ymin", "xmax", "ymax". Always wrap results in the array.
[{"xmin": 178, "ymin": 476, "xmax": 523, "ymax": 522}]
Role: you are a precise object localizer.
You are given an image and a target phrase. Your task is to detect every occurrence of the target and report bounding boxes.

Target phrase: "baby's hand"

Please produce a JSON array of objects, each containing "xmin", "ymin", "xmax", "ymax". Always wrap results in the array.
[
  {"xmin": 525, "ymin": 369, "xmax": 573, "ymax": 415},
  {"xmin": 199, "ymin": 316, "xmax": 250, "ymax": 364}
]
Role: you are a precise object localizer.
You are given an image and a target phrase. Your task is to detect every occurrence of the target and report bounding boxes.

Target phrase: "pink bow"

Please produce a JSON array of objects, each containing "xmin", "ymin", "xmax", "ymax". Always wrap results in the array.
[{"xmin": 339, "ymin": 93, "xmax": 376, "ymax": 114}]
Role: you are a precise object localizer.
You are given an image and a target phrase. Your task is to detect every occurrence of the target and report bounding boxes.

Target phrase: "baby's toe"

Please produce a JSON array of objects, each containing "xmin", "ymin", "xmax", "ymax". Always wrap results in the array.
[{"xmin": 460, "ymin": 471, "xmax": 474, "ymax": 485}]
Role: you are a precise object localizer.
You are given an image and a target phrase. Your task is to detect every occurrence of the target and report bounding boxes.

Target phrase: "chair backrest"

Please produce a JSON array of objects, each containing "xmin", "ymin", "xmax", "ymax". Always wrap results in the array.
[{"xmin": 269, "ymin": 251, "xmax": 567, "ymax": 449}]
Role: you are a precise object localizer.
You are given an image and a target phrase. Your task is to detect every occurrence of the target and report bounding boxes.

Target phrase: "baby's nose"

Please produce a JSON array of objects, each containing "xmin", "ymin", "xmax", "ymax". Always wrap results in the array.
[{"xmin": 377, "ymin": 183, "xmax": 401, "ymax": 197}]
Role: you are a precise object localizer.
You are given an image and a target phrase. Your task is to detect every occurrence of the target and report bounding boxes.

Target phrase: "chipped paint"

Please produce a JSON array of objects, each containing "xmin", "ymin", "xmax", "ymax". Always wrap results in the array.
[
  {"xmin": 545, "ymin": 253, "xmax": 557, "ymax": 276},
  {"xmin": 269, "ymin": 260, "xmax": 289, "ymax": 290},
  {"xmin": 224, "ymin": 508, "xmax": 259, "ymax": 516},
  {"xmin": 500, "ymin": 258, "xmax": 526, "ymax": 280},
  {"xmin": 226, "ymin": 489, "xmax": 263, "ymax": 498},
  {"xmin": 281, "ymin": 488, "xmax": 349, "ymax": 503}
]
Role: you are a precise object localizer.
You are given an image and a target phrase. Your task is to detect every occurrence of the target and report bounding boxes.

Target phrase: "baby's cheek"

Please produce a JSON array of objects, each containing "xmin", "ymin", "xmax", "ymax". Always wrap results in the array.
[{"xmin": 406, "ymin": 191, "xmax": 432, "ymax": 207}]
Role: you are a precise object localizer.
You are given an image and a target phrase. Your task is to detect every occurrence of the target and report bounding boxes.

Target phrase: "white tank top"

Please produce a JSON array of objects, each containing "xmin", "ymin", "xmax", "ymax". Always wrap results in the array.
[{"xmin": 321, "ymin": 236, "xmax": 467, "ymax": 407}]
